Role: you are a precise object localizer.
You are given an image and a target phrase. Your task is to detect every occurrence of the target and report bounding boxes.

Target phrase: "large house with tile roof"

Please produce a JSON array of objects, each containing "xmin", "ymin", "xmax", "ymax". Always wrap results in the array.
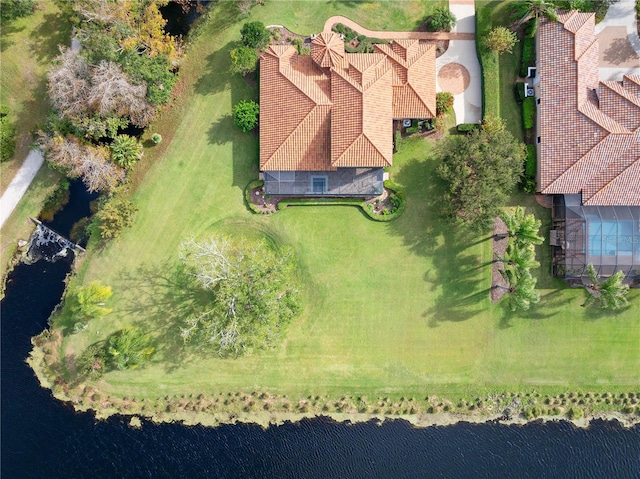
[
  {"xmin": 259, "ymin": 32, "xmax": 435, "ymax": 196},
  {"xmin": 535, "ymin": 11, "xmax": 640, "ymax": 279}
]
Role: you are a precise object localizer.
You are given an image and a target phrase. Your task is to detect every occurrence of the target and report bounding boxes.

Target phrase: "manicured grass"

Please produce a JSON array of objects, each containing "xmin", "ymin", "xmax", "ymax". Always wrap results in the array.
[
  {"xmin": 0, "ymin": 4, "xmax": 68, "ymax": 284},
  {"xmin": 59, "ymin": 2, "xmax": 639, "ymax": 405},
  {"xmin": 0, "ymin": 3, "xmax": 70, "ymax": 192}
]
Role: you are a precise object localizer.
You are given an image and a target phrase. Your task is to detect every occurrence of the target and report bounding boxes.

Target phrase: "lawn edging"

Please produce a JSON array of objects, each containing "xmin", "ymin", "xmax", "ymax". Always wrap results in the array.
[{"xmin": 244, "ymin": 179, "xmax": 274, "ymax": 215}]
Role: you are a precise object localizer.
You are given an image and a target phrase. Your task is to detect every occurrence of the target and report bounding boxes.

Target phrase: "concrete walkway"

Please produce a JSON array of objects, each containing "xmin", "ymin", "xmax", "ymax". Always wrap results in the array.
[
  {"xmin": 436, "ymin": 0, "xmax": 482, "ymax": 124},
  {"xmin": 0, "ymin": 149, "xmax": 44, "ymax": 229},
  {"xmin": 322, "ymin": 16, "xmax": 474, "ymax": 40},
  {"xmin": 594, "ymin": 0, "xmax": 640, "ymax": 80}
]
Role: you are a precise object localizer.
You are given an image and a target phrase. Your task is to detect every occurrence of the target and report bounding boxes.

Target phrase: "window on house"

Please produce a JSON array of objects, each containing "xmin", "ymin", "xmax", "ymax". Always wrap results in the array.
[
  {"xmin": 537, "ymin": 98, "xmax": 541, "ymax": 105},
  {"xmin": 537, "ymin": 136, "xmax": 541, "ymax": 144},
  {"xmin": 311, "ymin": 176, "xmax": 327, "ymax": 194}
]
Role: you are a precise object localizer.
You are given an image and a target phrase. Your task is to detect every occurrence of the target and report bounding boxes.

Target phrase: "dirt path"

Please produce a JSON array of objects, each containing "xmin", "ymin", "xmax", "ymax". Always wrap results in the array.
[{"xmin": 0, "ymin": 149, "xmax": 45, "ymax": 229}]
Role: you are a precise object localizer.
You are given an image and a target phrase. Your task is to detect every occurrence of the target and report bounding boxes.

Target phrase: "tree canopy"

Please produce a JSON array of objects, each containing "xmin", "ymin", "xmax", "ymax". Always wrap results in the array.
[
  {"xmin": 233, "ymin": 100, "xmax": 259, "ymax": 132},
  {"xmin": 428, "ymin": 7, "xmax": 457, "ymax": 32},
  {"xmin": 0, "ymin": 105, "xmax": 16, "ymax": 162},
  {"xmin": 106, "ymin": 327, "xmax": 155, "ymax": 370},
  {"xmin": 485, "ymin": 26, "xmax": 519, "ymax": 55},
  {"xmin": 229, "ymin": 46, "xmax": 259, "ymax": 75},
  {"xmin": 179, "ymin": 234, "xmax": 302, "ymax": 356},
  {"xmin": 436, "ymin": 127, "xmax": 525, "ymax": 232},
  {"xmin": 240, "ymin": 21, "xmax": 271, "ymax": 49}
]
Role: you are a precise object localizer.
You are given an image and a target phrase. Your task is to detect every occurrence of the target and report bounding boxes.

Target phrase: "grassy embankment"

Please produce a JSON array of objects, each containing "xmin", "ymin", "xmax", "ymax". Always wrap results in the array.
[
  {"xmin": 34, "ymin": 1, "xmax": 639, "ymax": 421},
  {"xmin": 0, "ymin": 3, "xmax": 69, "ymax": 281}
]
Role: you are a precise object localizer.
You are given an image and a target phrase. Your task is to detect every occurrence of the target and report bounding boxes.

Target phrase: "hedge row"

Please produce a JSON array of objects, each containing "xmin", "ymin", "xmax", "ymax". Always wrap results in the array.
[
  {"xmin": 476, "ymin": 5, "xmax": 499, "ymax": 119},
  {"xmin": 520, "ymin": 37, "xmax": 535, "ymax": 78},
  {"xmin": 522, "ymin": 97, "xmax": 535, "ymax": 129},
  {"xmin": 521, "ymin": 144, "xmax": 536, "ymax": 194},
  {"xmin": 276, "ymin": 181, "xmax": 406, "ymax": 222},
  {"xmin": 456, "ymin": 123, "xmax": 479, "ymax": 133}
]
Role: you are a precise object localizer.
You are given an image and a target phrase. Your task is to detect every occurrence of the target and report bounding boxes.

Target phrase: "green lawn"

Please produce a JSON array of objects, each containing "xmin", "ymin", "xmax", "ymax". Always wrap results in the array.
[
  {"xmin": 0, "ymin": 3, "xmax": 68, "ymax": 284},
  {"xmin": 57, "ymin": 1, "xmax": 639, "ymax": 406}
]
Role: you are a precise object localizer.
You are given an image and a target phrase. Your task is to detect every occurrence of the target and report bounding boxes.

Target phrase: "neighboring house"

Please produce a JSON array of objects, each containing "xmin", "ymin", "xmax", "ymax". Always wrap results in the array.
[
  {"xmin": 535, "ymin": 11, "xmax": 640, "ymax": 280},
  {"xmin": 259, "ymin": 32, "xmax": 435, "ymax": 196}
]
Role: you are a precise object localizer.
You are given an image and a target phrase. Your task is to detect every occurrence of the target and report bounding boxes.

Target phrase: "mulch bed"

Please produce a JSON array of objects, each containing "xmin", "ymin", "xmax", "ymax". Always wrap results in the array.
[
  {"xmin": 249, "ymin": 185, "xmax": 279, "ymax": 213},
  {"xmin": 364, "ymin": 188, "xmax": 396, "ymax": 215},
  {"xmin": 491, "ymin": 216, "xmax": 509, "ymax": 303},
  {"xmin": 268, "ymin": 26, "xmax": 308, "ymax": 45}
]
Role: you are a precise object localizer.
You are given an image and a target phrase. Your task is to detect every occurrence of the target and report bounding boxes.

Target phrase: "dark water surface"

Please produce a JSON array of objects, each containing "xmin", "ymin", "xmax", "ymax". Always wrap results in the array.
[{"xmin": 2, "ymin": 186, "xmax": 640, "ymax": 478}]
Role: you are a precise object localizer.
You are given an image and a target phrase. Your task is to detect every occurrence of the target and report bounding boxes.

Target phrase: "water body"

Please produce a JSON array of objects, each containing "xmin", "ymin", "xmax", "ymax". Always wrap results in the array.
[{"xmin": 2, "ymin": 187, "xmax": 640, "ymax": 478}]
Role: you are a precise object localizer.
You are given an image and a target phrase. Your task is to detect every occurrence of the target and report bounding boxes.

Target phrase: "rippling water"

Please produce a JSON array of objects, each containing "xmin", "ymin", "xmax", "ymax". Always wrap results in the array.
[{"xmin": 1, "ymin": 185, "xmax": 639, "ymax": 478}]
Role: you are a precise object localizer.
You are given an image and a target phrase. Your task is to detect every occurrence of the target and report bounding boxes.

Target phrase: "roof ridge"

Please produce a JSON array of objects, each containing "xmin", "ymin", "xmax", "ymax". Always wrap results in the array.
[
  {"xmin": 601, "ymin": 80, "xmax": 640, "ymax": 108},
  {"xmin": 280, "ymin": 63, "xmax": 331, "ymax": 105},
  {"xmin": 579, "ymin": 102, "xmax": 630, "ymax": 134},
  {"xmin": 331, "ymin": 133, "xmax": 390, "ymax": 167}
]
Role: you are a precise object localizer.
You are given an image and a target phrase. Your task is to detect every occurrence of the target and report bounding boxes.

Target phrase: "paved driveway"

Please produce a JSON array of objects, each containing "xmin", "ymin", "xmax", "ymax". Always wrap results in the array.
[{"xmin": 595, "ymin": 0, "xmax": 640, "ymax": 80}]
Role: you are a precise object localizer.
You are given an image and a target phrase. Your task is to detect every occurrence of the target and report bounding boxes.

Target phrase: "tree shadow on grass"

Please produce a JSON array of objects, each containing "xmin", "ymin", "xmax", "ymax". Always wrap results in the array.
[
  {"xmin": 193, "ymin": 40, "xmax": 236, "ymax": 97},
  {"xmin": 28, "ymin": 12, "xmax": 71, "ymax": 64},
  {"xmin": 389, "ymin": 156, "xmax": 492, "ymax": 326},
  {"xmin": 498, "ymin": 289, "xmax": 566, "ymax": 329},
  {"xmin": 115, "ymin": 260, "xmax": 212, "ymax": 372}
]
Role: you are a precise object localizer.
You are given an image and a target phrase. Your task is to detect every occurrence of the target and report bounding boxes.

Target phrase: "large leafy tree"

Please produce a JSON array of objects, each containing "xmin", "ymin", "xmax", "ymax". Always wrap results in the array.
[
  {"xmin": 499, "ymin": 206, "xmax": 544, "ymax": 246},
  {"xmin": 179, "ymin": 235, "xmax": 302, "ymax": 356},
  {"xmin": 240, "ymin": 21, "xmax": 271, "ymax": 49},
  {"xmin": 0, "ymin": 0, "xmax": 36, "ymax": 21},
  {"xmin": 436, "ymin": 127, "xmax": 525, "ymax": 232},
  {"xmin": 68, "ymin": 280, "xmax": 113, "ymax": 331},
  {"xmin": 229, "ymin": 46, "xmax": 259, "ymax": 75},
  {"xmin": 233, "ymin": 100, "xmax": 259, "ymax": 132},
  {"xmin": 581, "ymin": 264, "xmax": 630, "ymax": 310}
]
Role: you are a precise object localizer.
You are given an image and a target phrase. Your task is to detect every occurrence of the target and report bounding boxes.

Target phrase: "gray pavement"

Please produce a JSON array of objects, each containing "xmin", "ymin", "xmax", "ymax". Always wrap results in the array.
[{"xmin": 0, "ymin": 149, "xmax": 45, "ymax": 229}]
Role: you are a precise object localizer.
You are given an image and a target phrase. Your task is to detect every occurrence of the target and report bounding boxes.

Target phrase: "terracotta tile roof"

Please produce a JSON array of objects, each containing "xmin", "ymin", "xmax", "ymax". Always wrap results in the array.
[
  {"xmin": 538, "ymin": 12, "xmax": 640, "ymax": 205},
  {"xmin": 311, "ymin": 32, "xmax": 346, "ymax": 69},
  {"xmin": 259, "ymin": 35, "xmax": 436, "ymax": 172},
  {"xmin": 375, "ymin": 40, "xmax": 436, "ymax": 118}
]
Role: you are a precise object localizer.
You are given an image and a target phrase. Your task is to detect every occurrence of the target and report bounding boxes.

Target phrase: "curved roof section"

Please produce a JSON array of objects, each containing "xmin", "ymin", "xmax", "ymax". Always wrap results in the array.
[{"xmin": 311, "ymin": 32, "xmax": 345, "ymax": 69}]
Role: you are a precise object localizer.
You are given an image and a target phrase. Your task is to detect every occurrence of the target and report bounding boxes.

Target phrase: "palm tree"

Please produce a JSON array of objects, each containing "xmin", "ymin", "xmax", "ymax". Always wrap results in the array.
[
  {"xmin": 581, "ymin": 264, "xmax": 630, "ymax": 310},
  {"xmin": 496, "ymin": 241, "xmax": 540, "ymax": 275},
  {"xmin": 515, "ymin": 0, "xmax": 559, "ymax": 27},
  {"xmin": 497, "ymin": 268, "xmax": 541, "ymax": 312},
  {"xmin": 498, "ymin": 206, "xmax": 544, "ymax": 246}
]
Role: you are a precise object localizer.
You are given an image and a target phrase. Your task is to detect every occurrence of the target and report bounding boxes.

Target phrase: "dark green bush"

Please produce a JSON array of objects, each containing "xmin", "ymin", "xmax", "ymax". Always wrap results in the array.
[
  {"xmin": 522, "ymin": 97, "xmax": 536, "ymax": 129},
  {"xmin": 427, "ymin": 7, "xmax": 456, "ymax": 32},
  {"xmin": 233, "ymin": 100, "xmax": 260, "ymax": 132},
  {"xmin": 240, "ymin": 21, "xmax": 271, "ymax": 49},
  {"xmin": 476, "ymin": 5, "xmax": 499, "ymax": 118},
  {"xmin": 0, "ymin": 105, "xmax": 16, "ymax": 162},
  {"xmin": 456, "ymin": 123, "xmax": 479, "ymax": 133},
  {"xmin": 436, "ymin": 92, "xmax": 454, "ymax": 116},
  {"xmin": 520, "ymin": 37, "xmax": 535, "ymax": 77},
  {"xmin": 515, "ymin": 82, "xmax": 526, "ymax": 103},
  {"xmin": 525, "ymin": 145, "xmax": 536, "ymax": 178}
]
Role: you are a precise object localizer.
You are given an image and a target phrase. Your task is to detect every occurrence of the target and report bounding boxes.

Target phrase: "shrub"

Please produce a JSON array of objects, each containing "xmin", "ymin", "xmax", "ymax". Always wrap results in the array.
[
  {"xmin": 233, "ymin": 100, "xmax": 259, "ymax": 132},
  {"xmin": 106, "ymin": 327, "xmax": 155, "ymax": 370},
  {"xmin": 525, "ymin": 144, "xmax": 536, "ymax": 178},
  {"xmin": 436, "ymin": 92, "xmax": 455, "ymax": 116},
  {"xmin": 229, "ymin": 46, "xmax": 259, "ymax": 75},
  {"xmin": 68, "ymin": 280, "xmax": 113, "ymax": 330},
  {"xmin": 40, "ymin": 178, "xmax": 71, "ymax": 222},
  {"xmin": 457, "ymin": 123, "xmax": 478, "ymax": 133},
  {"xmin": 0, "ymin": 104, "xmax": 16, "ymax": 162},
  {"xmin": 428, "ymin": 7, "xmax": 457, "ymax": 32},
  {"xmin": 332, "ymin": 23, "xmax": 358, "ymax": 43},
  {"xmin": 522, "ymin": 97, "xmax": 536, "ymax": 129},
  {"xmin": 515, "ymin": 82, "xmax": 527, "ymax": 103},
  {"xmin": 520, "ymin": 37, "xmax": 536, "ymax": 77},
  {"xmin": 151, "ymin": 133, "xmax": 162, "ymax": 144},
  {"xmin": 0, "ymin": 0, "xmax": 36, "ymax": 21},
  {"xmin": 485, "ymin": 26, "xmax": 518, "ymax": 55},
  {"xmin": 110, "ymin": 135, "xmax": 143, "ymax": 169},
  {"xmin": 240, "ymin": 21, "xmax": 271, "ymax": 49},
  {"xmin": 567, "ymin": 407, "xmax": 584, "ymax": 420},
  {"xmin": 244, "ymin": 179, "xmax": 272, "ymax": 215}
]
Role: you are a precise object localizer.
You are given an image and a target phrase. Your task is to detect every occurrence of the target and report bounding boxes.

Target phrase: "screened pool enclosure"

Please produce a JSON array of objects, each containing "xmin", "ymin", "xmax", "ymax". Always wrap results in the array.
[{"xmin": 551, "ymin": 195, "xmax": 640, "ymax": 279}]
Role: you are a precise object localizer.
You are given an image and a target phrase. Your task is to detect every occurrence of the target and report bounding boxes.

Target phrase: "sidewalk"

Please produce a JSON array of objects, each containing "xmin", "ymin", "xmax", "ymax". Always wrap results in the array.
[
  {"xmin": 594, "ymin": 0, "xmax": 640, "ymax": 80},
  {"xmin": 0, "ymin": 150, "xmax": 44, "ymax": 229}
]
